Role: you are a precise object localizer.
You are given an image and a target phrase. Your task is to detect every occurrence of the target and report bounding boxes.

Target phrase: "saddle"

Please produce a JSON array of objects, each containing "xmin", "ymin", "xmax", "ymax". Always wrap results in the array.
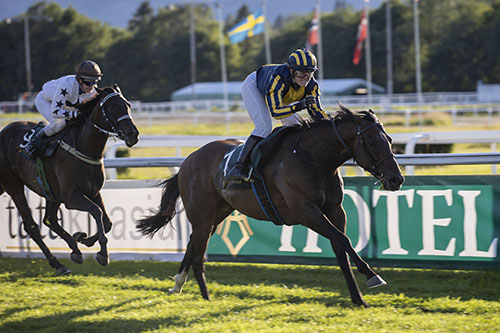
[
  {"xmin": 18, "ymin": 123, "xmax": 59, "ymax": 159},
  {"xmin": 221, "ymin": 125, "xmax": 299, "ymax": 225}
]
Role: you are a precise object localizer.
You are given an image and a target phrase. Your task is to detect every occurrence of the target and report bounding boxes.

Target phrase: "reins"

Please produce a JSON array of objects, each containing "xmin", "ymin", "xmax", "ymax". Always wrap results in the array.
[
  {"xmin": 90, "ymin": 92, "xmax": 131, "ymax": 138},
  {"xmin": 293, "ymin": 116, "xmax": 394, "ymax": 181},
  {"xmin": 331, "ymin": 117, "xmax": 393, "ymax": 181},
  {"xmin": 59, "ymin": 90, "xmax": 130, "ymax": 165}
]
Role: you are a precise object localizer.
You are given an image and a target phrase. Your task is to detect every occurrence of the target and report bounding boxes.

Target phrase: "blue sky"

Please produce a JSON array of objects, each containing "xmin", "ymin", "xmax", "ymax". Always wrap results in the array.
[{"xmin": 2, "ymin": 0, "xmax": 383, "ymax": 28}]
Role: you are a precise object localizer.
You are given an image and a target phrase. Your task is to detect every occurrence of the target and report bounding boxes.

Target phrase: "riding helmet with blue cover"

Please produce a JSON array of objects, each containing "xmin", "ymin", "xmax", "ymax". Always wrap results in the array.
[{"xmin": 287, "ymin": 48, "xmax": 318, "ymax": 71}]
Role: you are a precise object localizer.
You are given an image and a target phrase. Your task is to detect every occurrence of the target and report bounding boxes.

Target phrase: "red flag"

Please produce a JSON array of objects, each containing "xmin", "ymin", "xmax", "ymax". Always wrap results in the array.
[
  {"xmin": 352, "ymin": 8, "xmax": 367, "ymax": 65},
  {"xmin": 305, "ymin": 7, "xmax": 319, "ymax": 49}
]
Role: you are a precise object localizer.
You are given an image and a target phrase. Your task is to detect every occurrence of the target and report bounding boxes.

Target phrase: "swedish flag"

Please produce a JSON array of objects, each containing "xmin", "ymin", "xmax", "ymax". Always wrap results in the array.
[{"xmin": 228, "ymin": 8, "xmax": 265, "ymax": 44}]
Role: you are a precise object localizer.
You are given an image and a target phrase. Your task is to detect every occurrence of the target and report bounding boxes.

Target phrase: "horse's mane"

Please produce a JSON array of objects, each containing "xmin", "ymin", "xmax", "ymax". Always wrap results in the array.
[{"xmin": 298, "ymin": 103, "xmax": 378, "ymax": 130}]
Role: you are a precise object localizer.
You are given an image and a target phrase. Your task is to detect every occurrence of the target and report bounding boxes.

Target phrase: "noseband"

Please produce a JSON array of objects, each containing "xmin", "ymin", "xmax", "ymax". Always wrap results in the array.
[
  {"xmin": 90, "ymin": 92, "xmax": 132, "ymax": 138},
  {"xmin": 332, "ymin": 118, "xmax": 393, "ymax": 182}
]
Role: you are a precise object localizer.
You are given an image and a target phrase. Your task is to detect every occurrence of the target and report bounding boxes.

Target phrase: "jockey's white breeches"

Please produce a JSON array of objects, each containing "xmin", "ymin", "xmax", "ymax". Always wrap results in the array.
[
  {"xmin": 242, "ymin": 71, "xmax": 301, "ymax": 138},
  {"xmin": 35, "ymin": 93, "xmax": 67, "ymax": 136}
]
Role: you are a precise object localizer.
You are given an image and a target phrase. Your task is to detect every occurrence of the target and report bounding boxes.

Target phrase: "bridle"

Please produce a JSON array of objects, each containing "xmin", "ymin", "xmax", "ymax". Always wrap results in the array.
[
  {"xmin": 88, "ymin": 91, "xmax": 132, "ymax": 139},
  {"xmin": 332, "ymin": 117, "xmax": 394, "ymax": 183},
  {"xmin": 57, "ymin": 90, "xmax": 133, "ymax": 165}
]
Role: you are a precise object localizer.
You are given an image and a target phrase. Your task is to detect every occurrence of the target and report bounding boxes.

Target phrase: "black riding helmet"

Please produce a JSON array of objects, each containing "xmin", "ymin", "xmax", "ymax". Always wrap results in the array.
[{"xmin": 76, "ymin": 60, "xmax": 103, "ymax": 81}]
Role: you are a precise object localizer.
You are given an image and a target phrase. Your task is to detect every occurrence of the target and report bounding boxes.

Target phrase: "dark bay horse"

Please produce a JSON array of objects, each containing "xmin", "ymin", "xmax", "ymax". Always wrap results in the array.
[
  {"xmin": 0, "ymin": 84, "xmax": 139, "ymax": 274},
  {"xmin": 137, "ymin": 105, "xmax": 404, "ymax": 307}
]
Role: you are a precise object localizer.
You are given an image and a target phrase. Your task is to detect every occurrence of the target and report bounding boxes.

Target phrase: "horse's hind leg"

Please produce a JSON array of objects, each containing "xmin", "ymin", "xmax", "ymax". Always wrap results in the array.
[
  {"xmin": 43, "ymin": 201, "xmax": 83, "ymax": 264},
  {"xmin": 169, "ymin": 236, "xmax": 195, "ymax": 295},
  {"xmin": 8, "ymin": 188, "xmax": 70, "ymax": 274},
  {"xmin": 185, "ymin": 205, "xmax": 233, "ymax": 300},
  {"xmin": 190, "ymin": 227, "xmax": 213, "ymax": 300}
]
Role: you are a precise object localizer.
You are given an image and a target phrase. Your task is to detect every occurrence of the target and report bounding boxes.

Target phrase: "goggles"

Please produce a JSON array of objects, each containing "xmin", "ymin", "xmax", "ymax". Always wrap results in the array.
[
  {"xmin": 81, "ymin": 79, "xmax": 97, "ymax": 86},
  {"xmin": 293, "ymin": 69, "xmax": 316, "ymax": 79}
]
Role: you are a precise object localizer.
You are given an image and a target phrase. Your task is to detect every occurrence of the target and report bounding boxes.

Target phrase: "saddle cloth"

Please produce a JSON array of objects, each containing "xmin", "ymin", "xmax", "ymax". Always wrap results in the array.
[
  {"xmin": 18, "ymin": 123, "xmax": 59, "ymax": 158},
  {"xmin": 220, "ymin": 126, "xmax": 297, "ymax": 225}
]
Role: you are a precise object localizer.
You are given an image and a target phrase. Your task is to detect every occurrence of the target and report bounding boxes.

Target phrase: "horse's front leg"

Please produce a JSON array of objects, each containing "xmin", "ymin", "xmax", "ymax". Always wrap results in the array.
[
  {"xmin": 324, "ymin": 205, "xmax": 367, "ymax": 307},
  {"xmin": 90, "ymin": 192, "xmax": 112, "ymax": 233},
  {"xmin": 43, "ymin": 201, "xmax": 83, "ymax": 264},
  {"xmin": 301, "ymin": 204, "xmax": 384, "ymax": 289},
  {"xmin": 73, "ymin": 192, "xmax": 112, "ymax": 247},
  {"xmin": 65, "ymin": 189, "xmax": 109, "ymax": 266}
]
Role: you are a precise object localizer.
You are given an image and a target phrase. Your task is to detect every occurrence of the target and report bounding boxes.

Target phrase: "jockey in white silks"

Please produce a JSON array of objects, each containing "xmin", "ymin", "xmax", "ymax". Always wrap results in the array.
[{"xmin": 24, "ymin": 60, "xmax": 102, "ymax": 157}]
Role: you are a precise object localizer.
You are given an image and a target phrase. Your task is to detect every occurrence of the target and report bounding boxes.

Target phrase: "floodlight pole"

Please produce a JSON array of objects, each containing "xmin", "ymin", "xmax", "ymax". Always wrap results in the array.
[
  {"xmin": 24, "ymin": 16, "xmax": 33, "ymax": 95},
  {"xmin": 364, "ymin": 0, "xmax": 373, "ymax": 106}
]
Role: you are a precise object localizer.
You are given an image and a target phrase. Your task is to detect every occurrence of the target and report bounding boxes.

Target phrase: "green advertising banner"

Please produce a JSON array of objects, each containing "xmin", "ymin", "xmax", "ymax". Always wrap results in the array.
[{"xmin": 207, "ymin": 175, "xmax": 500, "ymax": 269}]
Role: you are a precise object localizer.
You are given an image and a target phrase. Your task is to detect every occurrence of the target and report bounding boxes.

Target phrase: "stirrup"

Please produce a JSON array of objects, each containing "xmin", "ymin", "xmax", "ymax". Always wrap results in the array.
[
  {"xmin": 242, "ymin": 167, "xmax": 254, "ymax": 182},
  {"xmin": 24, "ymin": 143, "xmax": 37, "ymax": 158}
]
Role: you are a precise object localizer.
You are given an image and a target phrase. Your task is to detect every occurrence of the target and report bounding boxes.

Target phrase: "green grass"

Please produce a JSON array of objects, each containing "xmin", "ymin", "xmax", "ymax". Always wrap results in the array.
[{"xmin": 0, "ymin": 257, "xmax": 499, "ymax": 332}]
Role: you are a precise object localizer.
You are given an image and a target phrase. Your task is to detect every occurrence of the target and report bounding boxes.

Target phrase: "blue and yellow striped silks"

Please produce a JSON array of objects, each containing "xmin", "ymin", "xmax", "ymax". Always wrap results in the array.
[{"xmin": 256, "ymin": 64, "xmax": 328, "ymax": 120}]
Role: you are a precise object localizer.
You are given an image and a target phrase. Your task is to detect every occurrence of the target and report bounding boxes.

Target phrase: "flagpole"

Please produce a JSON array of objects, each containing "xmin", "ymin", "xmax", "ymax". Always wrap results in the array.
[
  {"xmin": 190, "ymin": 4, "xmax": 196, "ymax": 101},
  {"xmin": 262, "ymin": 0, "xmax": 271, "ymax": 63},
  {"xmin": 413, "ymin": 0, "xmax": 423, "ymax": 104},
  {"xmin": 216, "ymin": 2, "xmax": 229, "ymax": 116},
  {"xmin": 385, "ymin": 0, "xmax": 393, "ymax": 103},
  {"xmin": 364, "ymin": 0, "xmax": 373, "ymax": 106},
  {"xmin": 316, "ymin": 0, "xmax": 324, "ymax": 82}
]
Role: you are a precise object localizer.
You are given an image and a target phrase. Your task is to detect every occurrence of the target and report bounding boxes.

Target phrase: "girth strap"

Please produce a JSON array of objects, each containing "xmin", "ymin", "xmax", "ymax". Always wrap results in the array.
[
  {"xmin": 250, "ymin": 175, "xmax": 285, "ymax": 226},
  {"xmin": 36, "ymin": 157, "xmax": 56, "ymax": 202}
]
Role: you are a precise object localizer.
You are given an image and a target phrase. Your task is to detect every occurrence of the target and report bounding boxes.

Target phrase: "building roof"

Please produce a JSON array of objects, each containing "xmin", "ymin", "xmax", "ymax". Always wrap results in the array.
[{"xmin": 171, "ymin": 78, "xmax": 385, "ymax": 101}]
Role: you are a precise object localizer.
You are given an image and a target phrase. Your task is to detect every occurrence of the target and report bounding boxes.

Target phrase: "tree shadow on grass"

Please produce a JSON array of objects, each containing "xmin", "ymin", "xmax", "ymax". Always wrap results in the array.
[
  {"xmin": 2, "ymin": 258, "xmax": 499, "ymax": 308},
  {"xmin": 0, "ymin": 295, "xmax": 296, "ymax": 332}
]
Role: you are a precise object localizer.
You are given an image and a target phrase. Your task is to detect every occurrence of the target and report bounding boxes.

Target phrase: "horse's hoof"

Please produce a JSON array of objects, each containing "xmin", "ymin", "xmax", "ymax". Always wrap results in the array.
[
  {"xmin": 96, "ymin": 253, "xmax": 109, "ymax": 266},
  {"xmin": 104, "ymin": 222, "xmax": 113, "ymax": 233},
  {"xmin": 71, "ymin": 252, "xmax": 83, "ymax": 264},
  {"xmin": 56, "ymin": 266, "xmax": 71, "ymax": 275},
  {"xmin": 73, "ymin": 232, "xmax": 87, "ymax": 242},
  {"xmin": 367, "ymin": 275, "xmax": 387, "ymax": 288},
  {"xmin": 352, "ymin": 299, "xmax": 369, "ymax": 308}
]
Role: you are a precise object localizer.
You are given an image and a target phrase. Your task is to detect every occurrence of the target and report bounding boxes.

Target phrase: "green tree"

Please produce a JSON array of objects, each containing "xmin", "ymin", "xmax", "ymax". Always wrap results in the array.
[
  {"xmin": 128, "ymin": 1, "xmax": 154, "ymax": 31},
  {"xmin": 106, "ymin": 4, "xmax": 234, "ymax": 101},
  {"xmin": 0, "ymin": 2, "xmax": 120, "ymax": 100}
]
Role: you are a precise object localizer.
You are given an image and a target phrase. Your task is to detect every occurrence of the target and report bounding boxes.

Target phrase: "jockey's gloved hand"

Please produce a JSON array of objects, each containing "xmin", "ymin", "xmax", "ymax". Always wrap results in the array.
[
  {"xmin": 304, "ymin": 95, "xmax": 316, "ymax": 107},
  {"xmin": 292, "ymin": 99, "xmax": 307, "ymax": 112},
  {"xmin": 63, "ymin": 110, "xmax": 79, "ymax": 119},
  {"xmin": 292, "ymin": 96, "xmax": 316, "ymax": 112}
]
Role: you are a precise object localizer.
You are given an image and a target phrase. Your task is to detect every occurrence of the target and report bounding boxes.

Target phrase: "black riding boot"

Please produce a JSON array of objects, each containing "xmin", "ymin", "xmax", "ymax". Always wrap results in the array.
[
  {"xmin": 24, "ymin": 130, "xmax": 48, "ymax": 158},
  {"xmin": 224, "ymin": 135, "xmax": 263, "ymax": 183}
]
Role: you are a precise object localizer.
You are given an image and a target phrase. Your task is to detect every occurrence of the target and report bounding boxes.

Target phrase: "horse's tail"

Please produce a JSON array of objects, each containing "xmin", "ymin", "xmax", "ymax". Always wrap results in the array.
[{"xmin": 136, "ymin": 174, "xmax": 181, "ymax": 237}]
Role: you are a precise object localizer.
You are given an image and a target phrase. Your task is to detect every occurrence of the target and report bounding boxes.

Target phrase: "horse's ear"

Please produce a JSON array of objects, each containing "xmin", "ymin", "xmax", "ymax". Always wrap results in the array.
[
  {"xmin": 338, "ymin": 102, "xmax": 353, "ymax": 117},
  {"xmin": 368, "ymin": 109, "xmax": 375, "ymax": 115},
  {"xmin": 113, "ymin": 83, "xmax": 121, "ymax": 94}
]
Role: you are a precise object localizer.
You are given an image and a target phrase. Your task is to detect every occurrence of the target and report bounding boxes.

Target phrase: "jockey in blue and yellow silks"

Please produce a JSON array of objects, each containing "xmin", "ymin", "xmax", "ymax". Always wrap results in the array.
[{"xmin": 224, "ymin": 48, "xmax": 329, "ymax": 184}]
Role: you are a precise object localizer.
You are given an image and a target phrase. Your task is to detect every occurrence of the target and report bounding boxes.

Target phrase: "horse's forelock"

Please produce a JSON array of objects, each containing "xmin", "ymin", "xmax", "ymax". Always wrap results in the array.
[{"xmin": 359, "ymin": 109, "xmax": 379, "ymax": 123}]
